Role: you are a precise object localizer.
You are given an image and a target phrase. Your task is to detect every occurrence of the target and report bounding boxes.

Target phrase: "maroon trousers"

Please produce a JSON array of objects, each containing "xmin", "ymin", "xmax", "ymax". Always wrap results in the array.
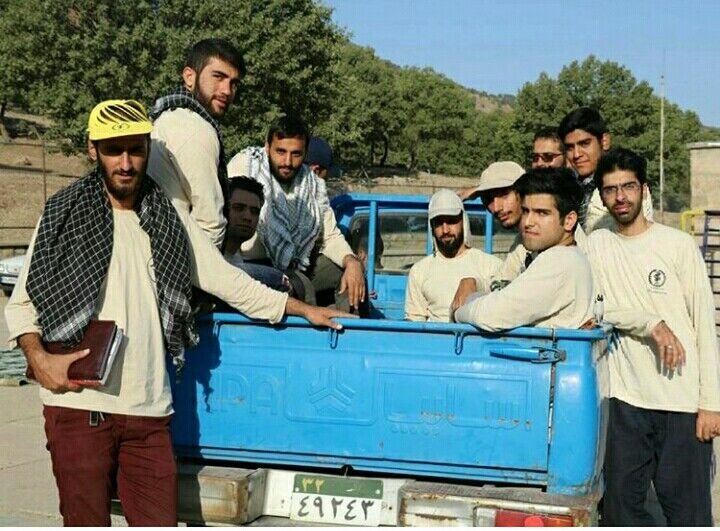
[{"xmin": 43, "ymin": 405, "xmax": 177, "ymax": 526}]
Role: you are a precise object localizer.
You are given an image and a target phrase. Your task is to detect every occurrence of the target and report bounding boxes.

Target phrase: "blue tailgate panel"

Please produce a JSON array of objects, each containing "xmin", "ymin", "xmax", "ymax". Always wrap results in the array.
[{"xmin": 172, "ymin": 317, "xmax": 556, "ymax": 480}]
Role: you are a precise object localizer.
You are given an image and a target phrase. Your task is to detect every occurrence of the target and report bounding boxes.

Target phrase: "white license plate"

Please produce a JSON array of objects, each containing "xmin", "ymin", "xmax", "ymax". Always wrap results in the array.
[
  {"xmin": 290, "ymin": 474, "xmax": 383, "ymax": 526},
  {"xmin": 0, "ymin": 276, "xmax": 17, "ymax": 285}
]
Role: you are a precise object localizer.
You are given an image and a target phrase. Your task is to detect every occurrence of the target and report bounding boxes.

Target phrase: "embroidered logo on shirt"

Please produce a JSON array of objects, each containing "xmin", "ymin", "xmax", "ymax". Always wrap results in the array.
[{"xmin": 648, "ymin": 269, "xmax": 666, "ymax": 288}]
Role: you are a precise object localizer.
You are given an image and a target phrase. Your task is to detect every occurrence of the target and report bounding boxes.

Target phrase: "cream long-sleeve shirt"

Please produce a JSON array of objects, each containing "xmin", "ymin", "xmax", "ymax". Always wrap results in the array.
[
  {"xmin": 6, "ymin": 211, "xmax": 173, "ymax": 416},
  {"xmin": 492, "ymin": 226, "xmax": 588, "ymax": 285},
  {"xmin": 455, "ymin": 245, "xmax": 593, "ymax": 332},
  {"xmin": 149, "ymin": 108, "xmax": 226, "ymax": 248},
  {"xmin": 6, "ymin": 205, "xmax": 288, "ymax": 413},
  {"xmin": 227, "ymin": 151, "xmax": 353, "ymax": 267},
  {"xmin": 587, "ymin": 223, "xmax": 720, "ymax": 412},
  {"xmin": 405, "ymin": 247, "xmax": 502, "ymax": 322}
]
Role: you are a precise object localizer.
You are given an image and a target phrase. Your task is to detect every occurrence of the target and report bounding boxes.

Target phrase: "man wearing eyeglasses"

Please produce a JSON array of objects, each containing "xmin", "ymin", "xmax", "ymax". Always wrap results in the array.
[
  {"xmin": 586, "ymin": 148, "xmax": 720, "ymax": 526},
  {"xmin": 531, "ymin": 127, "xmax": 567, "ymax": 169},
  {"xmin": 558, "ymin": 107, "xmax": 653, "ymax": 233}
]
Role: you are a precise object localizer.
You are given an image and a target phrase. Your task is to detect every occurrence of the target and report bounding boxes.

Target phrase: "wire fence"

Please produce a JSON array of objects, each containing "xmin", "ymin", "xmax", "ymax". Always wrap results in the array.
[{"xmin": 0, "ymin": 140, "xmax": 81, "ymax": 257}]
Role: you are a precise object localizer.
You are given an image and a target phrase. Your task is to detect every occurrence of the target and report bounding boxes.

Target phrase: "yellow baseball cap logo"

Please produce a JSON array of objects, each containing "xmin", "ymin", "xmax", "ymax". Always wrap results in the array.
[{"xmin": 88, "ymin": 99, "xmax": 153, "ymax": 141}]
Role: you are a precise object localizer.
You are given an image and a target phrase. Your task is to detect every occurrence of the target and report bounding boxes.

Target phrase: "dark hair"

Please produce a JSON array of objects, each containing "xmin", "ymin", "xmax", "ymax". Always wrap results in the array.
[
  {"xmin": 533, "ymin": 126, "xmax": 565, "ymax": 153},
  {"xmin": 594, "ymin": 147, "xmax": 647, "ymax": 191},
  {"xmin": 558, "ymin": 107, "xmax": 608, "ymax": 143},
  {"xmin": 184, "ymin": 38, "xmax": 246, "ymax": 76},
  {"xmin": 229, "ymin": 176, "xmax": 264, "ymax": 204},
  {"xmin": 350, "ymin": 222, "xmax": 385, "ymax": 255},
  {"xmin": 266, "ymin": 114, "xmax": 310, "ymax": 147},
  {"xmin": 515, "ymin": 167, "xmax": 583, "ymax": 221}
]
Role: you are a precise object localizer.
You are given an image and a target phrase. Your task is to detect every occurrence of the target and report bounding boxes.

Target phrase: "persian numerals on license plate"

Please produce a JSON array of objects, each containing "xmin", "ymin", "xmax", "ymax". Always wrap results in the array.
[{"xmin": 290, "ymin": 474, "xmax": 383, "ymax": 526}]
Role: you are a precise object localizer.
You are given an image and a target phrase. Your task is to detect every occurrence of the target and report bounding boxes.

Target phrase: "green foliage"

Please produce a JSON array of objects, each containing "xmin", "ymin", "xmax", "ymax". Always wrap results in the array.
[
  {"xmin": 0, "ymin": 1, "xmax": 709, "ymax": 208},
  {"xmin": 508, "ymin": 56, "xmax": 704, "ymax": 208}
]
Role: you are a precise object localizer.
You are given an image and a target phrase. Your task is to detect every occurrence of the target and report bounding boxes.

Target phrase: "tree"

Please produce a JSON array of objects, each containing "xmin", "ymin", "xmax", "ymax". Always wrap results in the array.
[
  {"xmin": 509, "ymin": 56, "xmax": 705, "ymax": 208},
  {"xmin": 0, "ymin": 0, "xmax": 343, "ymax": 153},
  {"xmin": 319, "ymin": 43, "xmax": 403, "ymax": 169},
  {"xmin": 393, "ymin": 67, "xmax": 477, "ymax": 174}
]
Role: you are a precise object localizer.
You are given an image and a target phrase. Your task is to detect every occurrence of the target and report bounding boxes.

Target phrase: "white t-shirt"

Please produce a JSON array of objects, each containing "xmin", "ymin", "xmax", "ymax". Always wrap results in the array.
[
  {"xmin": 405, "ymin": 247, "xmax": 502, "ymax": 322},
  {"xmin": 587, "ymin": 223, "xmax": 720, "ymax": 412}
]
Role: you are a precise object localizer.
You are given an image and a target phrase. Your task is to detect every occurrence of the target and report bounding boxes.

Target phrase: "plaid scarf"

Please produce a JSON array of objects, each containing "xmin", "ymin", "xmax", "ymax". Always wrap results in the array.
[
  {"xmin": 242, "ymin": 147, "xmax": 328, "ymax": 271},
  {"xmin": 149, "ymin": 86, "xmax": 228, "ymax": 204},
  {"xmin": 26, "ymin": 167, "xmax": 199, "ymax": 376}
]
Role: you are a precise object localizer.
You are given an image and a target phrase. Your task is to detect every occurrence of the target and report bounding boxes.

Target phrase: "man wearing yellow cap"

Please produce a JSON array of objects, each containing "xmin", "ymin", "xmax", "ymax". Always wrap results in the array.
[{"xmin": 5, "ymin": 100, "xmax": 350, "ymax": 526}]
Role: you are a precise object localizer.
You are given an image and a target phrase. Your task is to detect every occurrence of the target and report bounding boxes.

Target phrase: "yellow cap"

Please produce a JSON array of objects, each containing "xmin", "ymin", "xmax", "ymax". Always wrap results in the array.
[{"xmin": 87, "ymin": 99, "xmax": 153, "ymax": 141}]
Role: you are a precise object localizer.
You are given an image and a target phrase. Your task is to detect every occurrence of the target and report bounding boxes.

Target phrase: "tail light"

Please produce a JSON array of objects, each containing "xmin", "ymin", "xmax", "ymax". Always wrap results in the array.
[{"xmin": 495, "ymin": 509, "xmax": 574, "ymax": 527}]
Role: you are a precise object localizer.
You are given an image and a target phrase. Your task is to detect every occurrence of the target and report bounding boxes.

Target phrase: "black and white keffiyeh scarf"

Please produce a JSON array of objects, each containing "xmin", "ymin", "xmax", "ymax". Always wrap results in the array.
[
  {"xmin": 241, "ymin": 147, "xmax": 329, "ymax": 271},
  {"xmin": 26, "ymin": 168, "xmax": 199, "ymax": 375},
  {"xmin": 150, "ymin": 86, "xmax": 229, "ymax": 203}
]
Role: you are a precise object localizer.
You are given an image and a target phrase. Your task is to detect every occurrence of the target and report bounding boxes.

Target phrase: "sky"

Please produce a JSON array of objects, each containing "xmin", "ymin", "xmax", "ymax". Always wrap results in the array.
[{"xmin": 323, "ymin": 0, "xmax": 720, "ymax": 127}]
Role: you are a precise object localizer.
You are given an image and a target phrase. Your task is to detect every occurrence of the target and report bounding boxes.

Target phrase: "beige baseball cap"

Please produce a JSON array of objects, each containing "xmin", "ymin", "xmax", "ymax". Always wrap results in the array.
[
  {"xmin": 428, "ymin": 188, "xmax": 464, "ymax": 220},
  {"xmin": 475, "ymin": 161, "xmax": 525, "ymax": 192}
]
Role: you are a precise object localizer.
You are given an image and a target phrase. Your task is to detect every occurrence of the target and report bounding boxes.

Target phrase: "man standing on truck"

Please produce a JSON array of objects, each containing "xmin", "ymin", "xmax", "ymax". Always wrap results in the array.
[
  {"xmin": 452, "ymin": 168, "xmax": 593, "ymax": 331},
  {"xmin": 558, "ymin": 107, "xmax": 653, "ymax": 232},
  {"xmin": 405, "ymin": 189, "xmax": 501, "ymax": 322},
  {"xmin": 587, "ymin": 148, "xmax": 720, "ymax": 526},
  {"xmin": 4, "ymin": 100, "xmax": 350, "ymax": 527},
  {"xmin": 227, "ymin": 114, "xmax": 367, "ymax": 314},
  {"xmin": 148, "ymin": 38, "xmax": 242, "ymax": 249}
]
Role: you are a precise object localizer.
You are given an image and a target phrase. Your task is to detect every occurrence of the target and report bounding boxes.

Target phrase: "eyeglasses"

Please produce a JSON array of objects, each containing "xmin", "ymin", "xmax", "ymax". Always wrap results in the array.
[
  {"xmin": 531, "ymin": 152, "xmax": 562, "ymax": 163},
  {"xmin": 601, "ymin": 181, "xmax": 641, "ymax": 197}
]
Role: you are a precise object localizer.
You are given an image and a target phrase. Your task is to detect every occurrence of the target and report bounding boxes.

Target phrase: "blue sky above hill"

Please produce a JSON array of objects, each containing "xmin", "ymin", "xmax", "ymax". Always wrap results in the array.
[{"xmin": 325, "ymin": 0, "xmax": 720, "ymax": 127}]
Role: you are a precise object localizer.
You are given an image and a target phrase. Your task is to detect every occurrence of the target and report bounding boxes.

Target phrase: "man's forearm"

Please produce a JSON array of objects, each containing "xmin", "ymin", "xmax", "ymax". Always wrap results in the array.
[
  {"xmin": 17, "ymin": 332, "xmax": 46, "ymax": 369},
  {"xmin": 284, "ymin": 297, "xmax": 309, "ymax": 319}
]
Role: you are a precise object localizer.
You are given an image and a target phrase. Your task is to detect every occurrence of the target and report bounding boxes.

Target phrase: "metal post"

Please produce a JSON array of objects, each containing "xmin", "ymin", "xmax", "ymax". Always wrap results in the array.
[
  {"xmin": 367, "ymin": 201, "xmax": 378, "ymax": 293},
  {"xmin": 659, "ymin": 58, "xmax": 665, "ymax": 222},
  {"xmin": 41, "ymin": 134, "xmax": 47, "ymax": 204},
  {"xmin": 484, "ymin": 209, "xmax": 494, "ymax": 254}
]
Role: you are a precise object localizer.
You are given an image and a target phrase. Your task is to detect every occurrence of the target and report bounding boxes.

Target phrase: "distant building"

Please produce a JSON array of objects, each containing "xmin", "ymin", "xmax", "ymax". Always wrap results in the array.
[{"xmin": 688, "ymin": 141, "xmax": 720, "ymax": 210}]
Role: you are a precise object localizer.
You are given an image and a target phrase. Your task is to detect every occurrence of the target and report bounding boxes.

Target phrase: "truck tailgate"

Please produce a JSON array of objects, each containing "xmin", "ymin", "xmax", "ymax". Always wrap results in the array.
[{"xmin": 170, "ymin": 316, "xmax": 585, "ymax": 486}]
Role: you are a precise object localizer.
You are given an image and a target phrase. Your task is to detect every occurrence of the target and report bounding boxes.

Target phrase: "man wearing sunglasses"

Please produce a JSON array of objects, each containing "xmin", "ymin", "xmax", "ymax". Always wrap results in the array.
[
  {"xmin": 587, "ymin": 148, "xmax": 720, "ymax": 526},
  {"xmin": 531, "ymin": 127, "xmax": 567, "ymax": 169}
]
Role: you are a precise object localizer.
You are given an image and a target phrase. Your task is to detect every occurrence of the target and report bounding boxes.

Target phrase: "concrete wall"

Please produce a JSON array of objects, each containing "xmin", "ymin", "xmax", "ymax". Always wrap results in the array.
[{"xmin": 689, "ymin": 142, "xmax": 720, "ymax": 211}]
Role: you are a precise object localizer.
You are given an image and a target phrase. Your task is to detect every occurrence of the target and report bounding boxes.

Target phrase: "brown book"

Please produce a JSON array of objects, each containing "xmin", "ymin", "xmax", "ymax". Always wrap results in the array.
[{"xmin": 25, "ymin": 320, "xmax": 122, "ymax": 384}]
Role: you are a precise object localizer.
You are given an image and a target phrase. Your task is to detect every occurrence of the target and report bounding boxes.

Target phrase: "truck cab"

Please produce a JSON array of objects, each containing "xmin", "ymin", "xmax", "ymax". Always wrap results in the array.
[{"xmin": 168, "ymin": 194, "xmax": 609, "ymax": 526}]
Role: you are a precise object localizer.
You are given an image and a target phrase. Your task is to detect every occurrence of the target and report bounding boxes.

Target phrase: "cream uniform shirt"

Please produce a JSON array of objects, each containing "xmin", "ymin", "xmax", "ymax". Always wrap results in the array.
[
  {"xmin": 493, "ymin": 226, "xmax": 588, "ymax": 285},
  {"xmin": 8, "ymin": 210, "xmax": 172, "ymax": 416},
  {"xmin": 455, "ymin": 245, "xmax": 593, "ymax": 331},
  {"xmin": 587, "ymin": 224, "xmax": 720, "ymax": 412},
  {"xmin": 405, "ymin": 247, "xmax": 502, "ymax": 322},
  {"xmin": 149, "ymin": 108, "xmax": 226, "ymax": 248}
]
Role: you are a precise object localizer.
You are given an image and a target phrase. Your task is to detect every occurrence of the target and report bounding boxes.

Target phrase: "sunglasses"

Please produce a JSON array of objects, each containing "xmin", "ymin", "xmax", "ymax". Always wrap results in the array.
[{"xmin": 531, "ymin": 152, "xmax": 562, "ymax": 163}]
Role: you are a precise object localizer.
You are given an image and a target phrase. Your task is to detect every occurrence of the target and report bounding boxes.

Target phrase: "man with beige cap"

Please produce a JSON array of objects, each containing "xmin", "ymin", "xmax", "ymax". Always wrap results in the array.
[
  {"xmin": 457, "ymin": 161, "xmax": 527, "ymax": 289},
  {"xmin": 405, "ymin": 189, "xmax": 501, "ymax": 322}
]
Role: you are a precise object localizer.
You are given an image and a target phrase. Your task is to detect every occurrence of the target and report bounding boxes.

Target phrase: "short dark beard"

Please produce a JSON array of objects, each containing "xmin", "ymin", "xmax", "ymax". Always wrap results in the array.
[
  {"xmin": 435, "ymin": 228, "xmax": 464, "ymax": 258},
  {"xmin": 269, "ymin": 156, "xmax": 300, "ymax": 184},
  {"xmin": 99, "ymin": 161, "xmax": 146, "ymax": 204},
  {"xmin": 192, "ymin": 84, "xmax": 222, "ymax": 119},
  {"xmin": 613, "ymin": 200, "xmax": 643, "ymax": 227}
]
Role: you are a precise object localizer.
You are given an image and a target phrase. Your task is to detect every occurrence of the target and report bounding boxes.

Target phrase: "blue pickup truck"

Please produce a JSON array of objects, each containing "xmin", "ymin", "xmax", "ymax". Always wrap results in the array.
[{"xmin": 169, "ymin": 194, "xmax": 609, "ymax": 526}]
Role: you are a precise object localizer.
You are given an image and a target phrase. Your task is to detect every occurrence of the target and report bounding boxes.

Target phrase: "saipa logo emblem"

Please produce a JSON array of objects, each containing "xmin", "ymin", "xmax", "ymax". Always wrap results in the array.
[{"xmin": 648, "ymin": 269, "xmax": 666, "ymax": 289}]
